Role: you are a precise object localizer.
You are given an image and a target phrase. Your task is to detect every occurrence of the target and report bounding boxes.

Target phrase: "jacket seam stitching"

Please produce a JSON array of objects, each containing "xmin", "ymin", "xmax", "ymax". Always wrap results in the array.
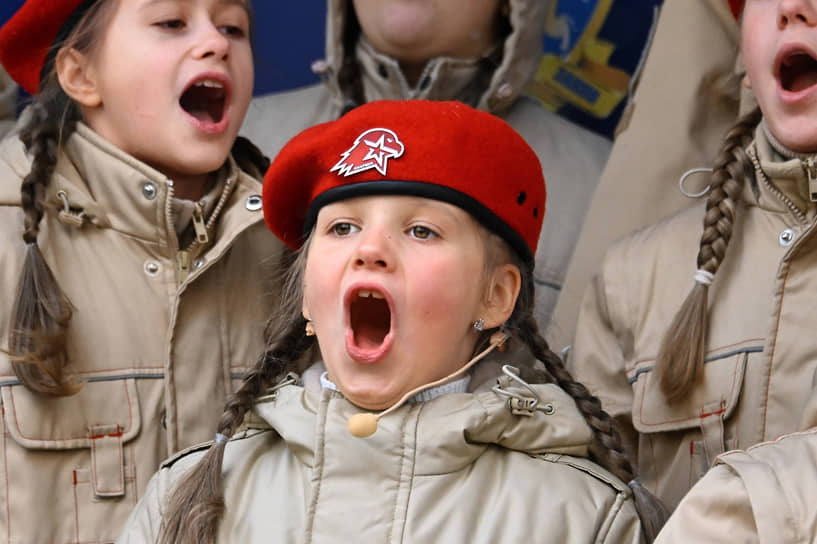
[
  {"xmin": 304, "ymin": 392, "xmax": 331, "ymax": 543},
  {"xmin": 762, "ymin": 261, "xmax": 793, "ymax": 440},
  {"xmin": 388, "ymin": 406, "xmax": 415, "ymax": 544},
  {"xmin": 598, "ymin": 491, "xmax": 627, "ymax": 543},
  {"xmin": 627, "ymin": 344, "xmax": 763, "ymax": 384},
  {"xmin": 7, "ymin": 380, "xmax": 135, "ymax": 442}
]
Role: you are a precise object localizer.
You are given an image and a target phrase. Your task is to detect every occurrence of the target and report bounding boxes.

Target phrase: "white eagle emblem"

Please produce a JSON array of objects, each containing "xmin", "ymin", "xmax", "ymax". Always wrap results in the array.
[{"xmin": 330, "ymin": 128, "xmax": 405, "ymax": 177}]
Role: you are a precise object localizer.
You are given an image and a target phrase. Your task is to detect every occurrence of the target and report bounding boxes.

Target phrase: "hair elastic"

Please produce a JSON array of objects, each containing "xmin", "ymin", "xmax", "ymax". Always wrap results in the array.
[
  {"xmin": 693, "ymin": 269, "xmax": 715, "ymax": 286},
  {"xmin": 679, "ymin": 167, "xmax": 713, "ymax": 198},
  {"xmin": 214, "ymin": 433, "xmax": 229, "ymax": 445}
]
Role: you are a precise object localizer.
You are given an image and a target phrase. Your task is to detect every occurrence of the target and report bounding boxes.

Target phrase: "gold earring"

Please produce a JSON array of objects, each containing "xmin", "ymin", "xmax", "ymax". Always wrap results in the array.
[{"xmin": 305, "ymin": 320, "xmax": 316, "ymax": 337}]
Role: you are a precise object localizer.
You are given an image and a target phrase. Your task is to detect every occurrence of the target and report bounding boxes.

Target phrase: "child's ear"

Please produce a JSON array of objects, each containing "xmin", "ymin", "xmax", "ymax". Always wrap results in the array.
[
  {"xmin": 56, "ymin": 47, "xmax": 102, "ymax": 108},
  {"xmin": 743, "ymin": 73, "xmax": 752, "ymax": 89},
  {"xmin": 480, "ymin": 263, "xmax": 521, "ymax": 329}
]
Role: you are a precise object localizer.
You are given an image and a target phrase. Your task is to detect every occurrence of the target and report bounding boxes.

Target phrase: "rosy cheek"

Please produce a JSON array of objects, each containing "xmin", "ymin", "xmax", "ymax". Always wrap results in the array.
[{"xmin": 411, "ymin": 263, "xmax": 471, "ymax": 318}]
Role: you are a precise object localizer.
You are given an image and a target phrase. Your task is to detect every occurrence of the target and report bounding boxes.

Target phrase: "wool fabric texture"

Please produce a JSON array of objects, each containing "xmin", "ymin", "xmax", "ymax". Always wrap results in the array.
[
  {"xmin": 262, "ymin": 100, "xmax": 546, "ymax": 263},
  {"xmin": 0, "ymin": 0, "xmax": 92, "ymax": 94}
]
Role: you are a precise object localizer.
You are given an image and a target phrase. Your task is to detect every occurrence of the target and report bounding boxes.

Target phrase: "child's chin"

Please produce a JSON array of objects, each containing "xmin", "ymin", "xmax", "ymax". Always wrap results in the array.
[{"xmin": 344, "ymin": 387, "xmax": 400, "ymax": 412}]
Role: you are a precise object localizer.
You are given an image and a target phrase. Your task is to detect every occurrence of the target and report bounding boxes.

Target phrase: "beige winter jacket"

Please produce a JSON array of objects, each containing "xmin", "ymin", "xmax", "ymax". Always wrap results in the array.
[
  {"xmin": 241, "ymin": 0, "xmax": 612, "ymax": 332},
  {"xmin": 549, "ymin": 0, "xmax": 744, "ymax": 348},
  {"xmin": 117, "ymin": 361, "xmax": 644, "ymax": 543},
  {"xmin": 655, "ymin": 396, "xmax": 817, "ymax": 543},
  {"xmin": 569, "ymin": 123, "xmax": 817, "ymax": 510},
  {"xmin": 0, "ymin": 124, "xmax": 284, "ymax": 543}
]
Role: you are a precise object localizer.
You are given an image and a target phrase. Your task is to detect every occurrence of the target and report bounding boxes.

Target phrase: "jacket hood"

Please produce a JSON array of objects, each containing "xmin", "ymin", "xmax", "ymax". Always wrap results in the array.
[
  {"xmin": 318, "ymin": 0, "xmax": 548, "ymax": 114},
  {"xmin": 253, "ymin": 360, "xmax": 594, "ymax": 475}
]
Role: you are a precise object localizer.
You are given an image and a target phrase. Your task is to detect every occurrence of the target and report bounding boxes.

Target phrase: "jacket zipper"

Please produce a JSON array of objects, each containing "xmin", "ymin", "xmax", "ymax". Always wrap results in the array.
[
  {"xmin": 804, "ymin": 157, "xmax": 817, "ymax": 202},
  {"xmin": 174, "ymin": 177, "xmax": 234, "ymax": 283},
  {"xmin": 749, "ymin": 144, "xmax": 808, "ymax": 225}
]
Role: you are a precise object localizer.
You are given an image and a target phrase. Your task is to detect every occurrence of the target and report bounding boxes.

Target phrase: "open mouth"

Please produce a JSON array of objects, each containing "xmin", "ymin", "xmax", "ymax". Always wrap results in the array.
[
  {"xmin": 349, "ymin": 289, "xmax": 391, "ymax": 351},
  {"xmin": 779, "ymin": 50, "xmax": 817, "ymax": 93},
  {"xmin": 180, "ymin": 78, "xmax": 227, "ymax": 124}
]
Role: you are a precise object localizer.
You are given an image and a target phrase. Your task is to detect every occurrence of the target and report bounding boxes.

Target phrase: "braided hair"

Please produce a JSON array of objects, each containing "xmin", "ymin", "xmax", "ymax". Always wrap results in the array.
[
  {"xmin": 656, "ymin": 107, "xmax": 762, "ymax": 403},
  {"xmin": 159, "ymin": 245, "xmax": 312, "ymax": 544},
  {"xmin": 160, "ymin": 226, "xmax": 668, "ymax": 543},
  {"xmin": 8, "ymin": 0, "xmax": 115, "ymax": 396},
  {"xmin": 505, "ymin": 256, "xmax": 669, "ymax": 542}
]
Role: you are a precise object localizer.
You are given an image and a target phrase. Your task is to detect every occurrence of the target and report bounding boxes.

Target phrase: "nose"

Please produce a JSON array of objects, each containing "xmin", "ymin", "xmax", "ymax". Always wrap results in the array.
[
  {"xmin": 779, "ymin": 0, "xmax": 817, "ymax": 27},
  {"xmin": 353, "ymin": 228, "xmax": 393, "ymax": 271},
  {"xmin": 193, "ymin": 23, "xmax": 230, "ymax": 60}
]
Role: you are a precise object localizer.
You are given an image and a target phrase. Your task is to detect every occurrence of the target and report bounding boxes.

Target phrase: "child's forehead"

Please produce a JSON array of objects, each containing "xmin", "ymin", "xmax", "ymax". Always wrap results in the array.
[{"xmin": 319, "ymin": 195, "xmax": 471, "ymax": 218}]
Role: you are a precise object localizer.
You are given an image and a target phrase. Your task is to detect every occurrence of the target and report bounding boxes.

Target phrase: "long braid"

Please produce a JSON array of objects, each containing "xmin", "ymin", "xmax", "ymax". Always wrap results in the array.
[
  {"xmin": 514, "ymin": 314, "xmax": 668, "ymax": 541},
  {"xmin": 9, "ymin": 92, "xmax": 81, "ymax": 396},
  {"xmin": 500, "ymin": 261, "xmax": 668, "ymax": 542},
  {"xmin": 656, "ymin": 107, "xmax": 762, "ymax": 403},
  {"xmin": 159, "ymin": 316, "xmax": 313, "ymax": 544}
]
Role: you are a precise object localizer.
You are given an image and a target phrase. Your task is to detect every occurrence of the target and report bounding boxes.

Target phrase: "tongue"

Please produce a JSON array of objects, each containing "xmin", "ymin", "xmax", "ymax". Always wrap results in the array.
[
  {"xmin": 791, "ymin": 70, "xmax": 817, "ymax": 93},
  {"xmin": 355, "ymin": 321, "xmax": 389, "ymax": 349}
]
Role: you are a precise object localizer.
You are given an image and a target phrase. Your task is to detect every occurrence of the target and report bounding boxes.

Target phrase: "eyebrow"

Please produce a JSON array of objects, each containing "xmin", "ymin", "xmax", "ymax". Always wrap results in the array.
[{"xmin": 139, "ymin": 0, "xmax": 249, "ymax": 11}]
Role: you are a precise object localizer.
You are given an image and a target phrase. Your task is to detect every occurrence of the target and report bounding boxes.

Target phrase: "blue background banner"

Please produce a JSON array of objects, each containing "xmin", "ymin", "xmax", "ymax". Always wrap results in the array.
[{"xmin": 1, "ymin": 1, "xmax": 662, "ymax": 138}]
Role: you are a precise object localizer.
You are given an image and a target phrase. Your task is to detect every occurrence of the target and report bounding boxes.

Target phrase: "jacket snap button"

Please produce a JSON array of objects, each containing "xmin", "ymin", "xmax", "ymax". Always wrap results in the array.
[
  {"xmin": 144, "ymin": 261, "xmax": 160, "ymax": 276},
  {"xmin": 779, "ymin": 228, "xmax": 795, "ymax": 247},
  {"xmin": 246, "ymin": 195, "xmax": 263, "ymax": 211},
  {"xmin": 193, "ymin": 258, "xmax": 206, "ymax": 270},
  {"xmin": 141, "ymin": 182, "xmax": 158, "ymax": 200}
]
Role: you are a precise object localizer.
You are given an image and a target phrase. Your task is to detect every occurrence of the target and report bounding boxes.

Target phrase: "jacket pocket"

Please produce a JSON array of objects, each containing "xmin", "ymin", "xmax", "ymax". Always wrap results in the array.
[
  {"xmin": 626, "ymin": 343, "xmax": 761, "ymax": 506},
  {"xmin": 0, "ymin": 378, "xmax": 141, "ymax": 543}
]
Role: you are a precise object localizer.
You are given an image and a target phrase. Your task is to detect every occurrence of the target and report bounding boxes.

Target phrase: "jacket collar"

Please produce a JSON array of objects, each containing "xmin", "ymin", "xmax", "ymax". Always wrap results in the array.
[
  {"xmin": 355, "ymin": 36, "xmax": 486, "ymax": 104},
  {"xmin": 253, "ymin": 359, "xmax": 594, "ymax": 475},
  {"xmin": 319, "ymin": 0, "xmax": 548, "ymax": 114},
  {"xmin": 746, "ymin": 122, "xmax": 817, "ymax": 222},
  {"xmin": 27, "ymin": 122, "xmax": 265, "ymax": 256}
]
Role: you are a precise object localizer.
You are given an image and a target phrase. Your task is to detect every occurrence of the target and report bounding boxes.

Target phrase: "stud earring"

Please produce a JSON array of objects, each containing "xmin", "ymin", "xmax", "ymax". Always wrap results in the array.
[
  {"xmin": 305, "ymin": 320, "xmax": 316, "ymax": 337},
  {"xmin": 473, "ymin": 318, "xmax": 485, "ymax": 333}
]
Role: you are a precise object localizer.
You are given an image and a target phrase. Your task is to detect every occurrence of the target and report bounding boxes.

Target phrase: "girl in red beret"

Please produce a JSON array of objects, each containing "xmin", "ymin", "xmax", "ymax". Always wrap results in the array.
[
  {"xmin": 570, "ymin": 0, "xmax": 817, "ymax": 519},
  {"xmin": 0, "ymin": 1, "xmax": 285, "ymax": 542},
  {"xmin": 118, "ymin": 99, "xmax": 667, "ymax": 544}
]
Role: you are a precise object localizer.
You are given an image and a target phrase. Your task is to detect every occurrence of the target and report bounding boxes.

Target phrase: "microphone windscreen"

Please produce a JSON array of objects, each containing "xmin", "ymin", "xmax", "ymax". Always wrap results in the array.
[{"xmin": 347, "ymin": 413, "xmax": 378, "ymax": 437}]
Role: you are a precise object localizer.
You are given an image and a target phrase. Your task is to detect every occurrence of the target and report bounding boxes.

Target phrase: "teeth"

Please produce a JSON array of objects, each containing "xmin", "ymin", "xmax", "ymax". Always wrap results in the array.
[
  {"xmin": 194, "ymin": 80, "xmax": 224, "ymax": 88},
  {"xmin": 358, "ymin": 290, "xmax": 384, "ymax": 299}
]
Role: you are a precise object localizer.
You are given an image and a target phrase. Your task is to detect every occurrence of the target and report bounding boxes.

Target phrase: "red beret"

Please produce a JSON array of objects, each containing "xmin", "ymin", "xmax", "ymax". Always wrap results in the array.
[
  {"xmin": 263, "ymin": 100, "xmax": 546, "ymax": 263},
  {"xmin": 0, "ymin": 0, "xmax": 93, "ymax": 95},
  {"xmin": 728, "ymin": 0, "xmax": 743, "ymax": 18}
]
